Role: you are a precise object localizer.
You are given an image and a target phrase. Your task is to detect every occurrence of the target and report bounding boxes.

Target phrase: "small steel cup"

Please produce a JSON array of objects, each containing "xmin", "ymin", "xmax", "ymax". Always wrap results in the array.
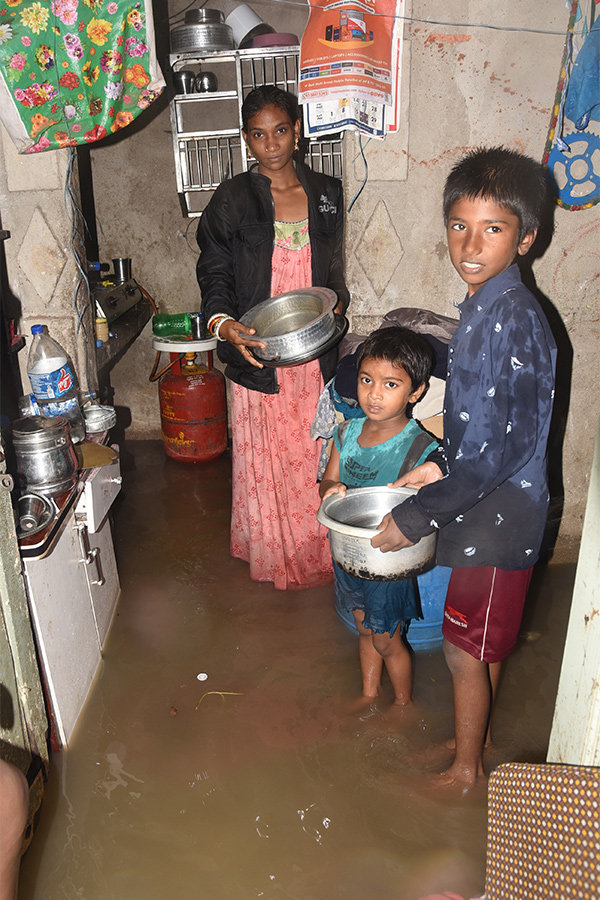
[
  {"xmin": 195, "ymin": 71, "xmax": 218, "ymax": 92},
  {"xmin": 173, "ymin": 70, "xmax": 195, "ymax": 94},
  {"xmin": 112, "ymin": 257, "xmax": 132, "ymax": 282}
]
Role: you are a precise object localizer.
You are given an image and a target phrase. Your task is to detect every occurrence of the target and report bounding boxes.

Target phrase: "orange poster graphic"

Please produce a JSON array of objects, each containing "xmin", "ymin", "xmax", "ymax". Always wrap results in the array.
[{"xmin": 299, "ymin": 0, "xmax": 401, "ymax": 107}]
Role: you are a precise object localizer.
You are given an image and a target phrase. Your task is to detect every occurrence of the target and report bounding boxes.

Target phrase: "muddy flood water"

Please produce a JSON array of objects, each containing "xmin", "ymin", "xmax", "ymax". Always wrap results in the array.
[{"xmin": 18, "ymin": 441, "xmax": 576, "ymax": 900}]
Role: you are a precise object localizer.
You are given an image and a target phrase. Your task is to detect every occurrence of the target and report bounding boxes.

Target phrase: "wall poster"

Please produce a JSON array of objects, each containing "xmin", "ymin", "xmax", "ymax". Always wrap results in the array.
[{"xmin": 298, "ymin": 0, "xmax": 404, "ymax": 138}]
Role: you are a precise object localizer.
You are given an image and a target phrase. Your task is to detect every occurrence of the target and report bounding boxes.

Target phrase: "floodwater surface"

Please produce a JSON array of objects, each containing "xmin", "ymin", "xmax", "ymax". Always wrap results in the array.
[{"xmin": 18, "ymin": 441, "xmax": 575, "ymax": 900}]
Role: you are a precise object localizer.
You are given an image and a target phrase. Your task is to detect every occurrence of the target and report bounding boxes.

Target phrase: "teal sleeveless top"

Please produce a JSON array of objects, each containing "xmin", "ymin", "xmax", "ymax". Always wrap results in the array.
[{"xmin": 334, "ymin": 417, "xmax": 438, "ymax": 488}]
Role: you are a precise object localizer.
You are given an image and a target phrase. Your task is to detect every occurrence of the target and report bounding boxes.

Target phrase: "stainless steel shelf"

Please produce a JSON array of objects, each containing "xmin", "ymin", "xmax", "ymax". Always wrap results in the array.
[{"xmin": 168, "ymin": 46, "xmax": 344, "ymax": 217}]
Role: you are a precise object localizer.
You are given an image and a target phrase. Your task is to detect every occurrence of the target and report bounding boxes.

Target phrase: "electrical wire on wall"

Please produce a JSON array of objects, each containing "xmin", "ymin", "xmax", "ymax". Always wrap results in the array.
[
  {"xmin": 347, "ymin": 133, "xmax": 370, "ymax": 213},
  {"xmin": 265, "ymin": 0, "xmax": 575, "ymax": 38}
]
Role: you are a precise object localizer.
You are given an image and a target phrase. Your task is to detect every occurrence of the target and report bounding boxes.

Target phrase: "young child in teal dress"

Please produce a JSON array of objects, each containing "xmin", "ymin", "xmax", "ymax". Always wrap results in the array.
[{"xmin": 319, "ymin": 326, "xmax": 441, "ymax": 708}]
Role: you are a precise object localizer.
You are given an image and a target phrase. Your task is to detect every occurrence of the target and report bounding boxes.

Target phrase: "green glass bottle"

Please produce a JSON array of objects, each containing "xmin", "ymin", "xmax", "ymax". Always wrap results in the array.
[{"xmin": 152, "ymin": 313, "xmax": 192, "ymax": 337}]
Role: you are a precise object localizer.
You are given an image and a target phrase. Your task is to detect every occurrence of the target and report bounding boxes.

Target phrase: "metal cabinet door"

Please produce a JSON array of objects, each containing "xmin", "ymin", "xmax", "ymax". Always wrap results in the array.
[
  {"xmin": 24, "ymin": 509, "xmax": 101, "ymax": 747},
  {"xmin": 75, "ymin": 513, "xmax": 120, "ymax": 649}
]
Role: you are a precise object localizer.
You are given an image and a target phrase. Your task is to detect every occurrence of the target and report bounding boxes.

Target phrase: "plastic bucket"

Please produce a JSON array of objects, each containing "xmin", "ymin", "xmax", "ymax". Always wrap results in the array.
[
  {"xmin": 333, "ymin": 565, "xmax": 451, "ymax": 652},
  {"xmin": 406, "ymin": 565, "xmax": 451, "ymax": 651}
]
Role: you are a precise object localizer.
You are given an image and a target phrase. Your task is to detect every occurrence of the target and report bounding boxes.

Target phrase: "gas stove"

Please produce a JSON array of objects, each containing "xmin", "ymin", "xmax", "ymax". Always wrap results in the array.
[{"xmin": 92, "ymin": 278, "xmax": 142, "ymax": 325}]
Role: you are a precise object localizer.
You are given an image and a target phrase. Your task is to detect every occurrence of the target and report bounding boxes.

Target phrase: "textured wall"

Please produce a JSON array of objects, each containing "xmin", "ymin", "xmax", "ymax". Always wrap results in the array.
[
  {"xmin": 0, "ymin": 134, "xmax": 92, "ymax": 396},
  {"xmin": 2, "ymin": 0, "xmax": 599, "ymax": 557}
]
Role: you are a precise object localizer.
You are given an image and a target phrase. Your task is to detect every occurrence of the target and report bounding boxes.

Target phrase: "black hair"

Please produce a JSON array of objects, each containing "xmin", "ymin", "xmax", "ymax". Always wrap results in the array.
[
  {"xmin": 357, "ymin": 326, "xmax": 435, "ymax": 393},
  {"xmin": 443, "ymin": 146, "xmax": 549, "ymax": 241},
  {"xmin": 241, "ymin": 85, "xmax": 299, "ymax": 132}
]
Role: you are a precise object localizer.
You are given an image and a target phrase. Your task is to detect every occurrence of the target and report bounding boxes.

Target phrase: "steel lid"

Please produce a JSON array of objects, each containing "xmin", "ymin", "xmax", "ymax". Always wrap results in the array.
[
  {"xmin": 12, "ymin": 415, "xmax": 69, "ymax": 439},
  {"xmin": 184, "ymin": 8, "xmax": 224, "ymax": 23}
]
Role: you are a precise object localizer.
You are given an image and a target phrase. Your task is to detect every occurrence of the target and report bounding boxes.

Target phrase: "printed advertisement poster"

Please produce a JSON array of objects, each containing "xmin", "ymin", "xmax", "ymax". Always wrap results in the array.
[
  {"xmin": 304, "ymin": 96, "xmax": 387, "ymax": 137},
  {"xmin": 298, "ymin": 0, "xmax": 402, "ymax": 107}
]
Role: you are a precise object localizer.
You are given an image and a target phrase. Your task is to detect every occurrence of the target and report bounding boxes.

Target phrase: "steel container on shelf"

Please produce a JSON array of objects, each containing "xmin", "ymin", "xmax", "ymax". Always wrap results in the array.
[{"xmin": 170, "ymin": 9, "xmax": 234, "ymax": 53}]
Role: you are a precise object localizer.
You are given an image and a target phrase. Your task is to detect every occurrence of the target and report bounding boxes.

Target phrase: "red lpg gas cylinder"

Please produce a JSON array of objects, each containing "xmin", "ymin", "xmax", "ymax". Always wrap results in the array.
[{"xmin": 159, "ymin": 352, "xmax": 227, "ymax": 462}]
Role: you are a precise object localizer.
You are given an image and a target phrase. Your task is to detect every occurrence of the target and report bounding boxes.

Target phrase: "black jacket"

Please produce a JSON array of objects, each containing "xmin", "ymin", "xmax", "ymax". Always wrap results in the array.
[{"xmin": 196, "ymin": 161, "xmax": 350, "ymax": 393}]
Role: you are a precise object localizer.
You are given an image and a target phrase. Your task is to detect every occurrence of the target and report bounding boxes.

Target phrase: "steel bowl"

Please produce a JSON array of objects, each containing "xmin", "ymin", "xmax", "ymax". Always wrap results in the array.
[
  {"xmin": 16, "ymin": 492, "xmax": 57, "ymax": 538},
  {"xmin": 239, "ymin": 287, "xmax": 338, "ymax": 364},
  {"xmin": 317, "ymin": 486, "xmax": 436, "ymax": 580},
  {"xmin": 83, "ymin": 404, "xmax": 117, "ymax": 434}
]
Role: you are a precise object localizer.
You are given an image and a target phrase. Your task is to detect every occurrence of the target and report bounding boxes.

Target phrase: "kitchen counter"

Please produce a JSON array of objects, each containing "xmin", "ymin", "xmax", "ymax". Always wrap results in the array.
[{"xmin": 20, "ymin": 432, "xmax": 122, "ymax": 747}]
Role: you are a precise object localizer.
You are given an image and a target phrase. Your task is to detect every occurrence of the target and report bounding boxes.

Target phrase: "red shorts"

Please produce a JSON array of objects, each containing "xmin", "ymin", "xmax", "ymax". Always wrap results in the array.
[{"xmin": 442, "ymin": 566, "xmax": 534, "ymax": 663}]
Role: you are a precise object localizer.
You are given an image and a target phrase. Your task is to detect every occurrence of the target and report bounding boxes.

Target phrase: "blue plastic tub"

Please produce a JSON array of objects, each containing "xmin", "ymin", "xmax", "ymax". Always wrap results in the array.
[{"xmin": 333, "ymin": 565, "xmax": 452, "ymax": 652}]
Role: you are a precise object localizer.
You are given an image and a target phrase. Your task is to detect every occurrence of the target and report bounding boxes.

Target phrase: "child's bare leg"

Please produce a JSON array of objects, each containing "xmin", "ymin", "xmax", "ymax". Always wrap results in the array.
[
  {"xmin": 372, "ymin": 628, "xmax": 412, "ymax": 707},
  {"xmin": 444, "ymin": 659, "xmax": 502, "ymax": 750},
  {"xmin": 353, "ymin": 610, "xmax": 383, "ymax": 700},
  {"xmin": 438, "ymin": 639, "xmax": 490, "ymax": 785}
]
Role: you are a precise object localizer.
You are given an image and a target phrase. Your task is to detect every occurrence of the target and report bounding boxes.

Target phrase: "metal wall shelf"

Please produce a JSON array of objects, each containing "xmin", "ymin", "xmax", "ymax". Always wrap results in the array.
[{"xmin": 169, "ymin": 46, "xmax": 343, "ymax": 217}]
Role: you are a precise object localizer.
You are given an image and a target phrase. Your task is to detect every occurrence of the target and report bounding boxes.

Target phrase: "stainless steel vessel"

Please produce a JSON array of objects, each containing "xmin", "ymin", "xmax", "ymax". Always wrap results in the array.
[
  {"xmin": 83, "ymin": 404, "xmax": 117, "ymax": 434},
  {"xmin": 16, "ymin": 492, "xmax": 57, "ymax": 538},
  {"xmin": 12, "ymin": 415, "xmax": 79, "ymax": 496},
  {"xmin": 170, "ymin": 9, "xmax": 234, "ymax": 52},
  {"xmin": 317, "ymin": 486, "xmax": 437, "ymax": 580},
  {"xmin": 239, "ymin": 287, "xmax": 338, "ymax": 365}
]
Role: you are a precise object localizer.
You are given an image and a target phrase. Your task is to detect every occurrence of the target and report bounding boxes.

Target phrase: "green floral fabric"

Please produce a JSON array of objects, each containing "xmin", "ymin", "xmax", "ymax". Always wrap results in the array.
[{"xmin": 0, "ymin": 0, "xmax": 164, "ymax": 152}]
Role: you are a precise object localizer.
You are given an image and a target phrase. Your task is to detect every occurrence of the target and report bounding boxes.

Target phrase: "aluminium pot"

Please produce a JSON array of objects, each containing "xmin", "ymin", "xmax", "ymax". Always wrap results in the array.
[
  {"xmin": 239, "ymin": 287, "xmax": 338, "ymax": 365},
  {"xmin": 317, "ymin": 485, "xmax": 436, "ymax": 580},
  {"xmin": 12, "ymin": 415, "xmax": 79, "ymax": 496}
]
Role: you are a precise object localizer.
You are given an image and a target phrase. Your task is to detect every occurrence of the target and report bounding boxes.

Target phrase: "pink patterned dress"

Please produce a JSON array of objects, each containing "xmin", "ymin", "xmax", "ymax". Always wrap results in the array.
[{"xmin": 229, "ymin": 219, "xmax": 333, "ymax": 590}]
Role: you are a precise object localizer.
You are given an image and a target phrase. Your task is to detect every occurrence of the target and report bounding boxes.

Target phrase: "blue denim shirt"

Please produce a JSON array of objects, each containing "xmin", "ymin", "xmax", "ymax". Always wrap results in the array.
[{"xmin": 392, "ymin": 264, "xmax": 557, "ymax": 570}]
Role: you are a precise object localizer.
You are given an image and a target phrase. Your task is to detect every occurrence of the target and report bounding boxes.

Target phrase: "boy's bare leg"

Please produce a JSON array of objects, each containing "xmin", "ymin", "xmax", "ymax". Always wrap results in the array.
[
  {"xmin": 443, "ymin": 659, "xmax": 502, "ymax": 750},
  {"xmin": 372, "ymin": 629, "xmax": 412, "ymax": 706},
  {"xmin": 438, "ymin": 639, "xmax": 491, "ymax": 785},
  {"xmin": 486, "ymin": 660, "xmax": 502, "ymax": 744},
  {"xmin": 353, "ymin": 611, "xmax": 384, "ymax": 701}
]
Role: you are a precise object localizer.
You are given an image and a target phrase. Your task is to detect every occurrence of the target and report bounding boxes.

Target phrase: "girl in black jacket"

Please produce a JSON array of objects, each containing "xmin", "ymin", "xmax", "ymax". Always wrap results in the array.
[{"xmin": 197, "ymin": 85, "xmax": 349, "ymax": 589}]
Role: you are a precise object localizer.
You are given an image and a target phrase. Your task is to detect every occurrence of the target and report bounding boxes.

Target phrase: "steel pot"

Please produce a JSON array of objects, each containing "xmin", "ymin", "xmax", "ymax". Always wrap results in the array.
[
  {"xmin": 239, "ymin": 287, "xmax": 338, "ymax": 365},
  {"xmin": 317, "ymin": 486, "xmax": 436, "ymax": 580},
  {"xmin": 12, "ymin": 415, "xmax": 79, "ymax": 496},
  {"xmin": 170, "ymin": 9, "xmax": 234, "ymax": 52}
]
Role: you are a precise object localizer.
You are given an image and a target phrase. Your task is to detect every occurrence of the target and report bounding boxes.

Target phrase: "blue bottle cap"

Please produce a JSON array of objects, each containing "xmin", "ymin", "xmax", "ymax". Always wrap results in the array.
[{"xmin": 31, "ymin": 324, "xmax": 43, "ymax": 334}]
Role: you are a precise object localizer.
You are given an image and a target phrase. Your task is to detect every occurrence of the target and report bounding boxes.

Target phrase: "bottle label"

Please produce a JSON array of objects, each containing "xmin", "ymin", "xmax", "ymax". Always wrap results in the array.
[
  {"xmin": 29, "ymin": 363, "xmax": 75, "ymax": 400},
  {"xmin": 40, "ymin": 396, "xmax": 80, "ymax": 417}
]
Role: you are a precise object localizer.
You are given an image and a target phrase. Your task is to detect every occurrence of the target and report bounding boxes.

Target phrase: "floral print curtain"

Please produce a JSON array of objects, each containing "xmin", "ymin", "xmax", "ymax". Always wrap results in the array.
[{"xmin": 0, "ymin": 0, "xmax": 164, "ymax": 152}]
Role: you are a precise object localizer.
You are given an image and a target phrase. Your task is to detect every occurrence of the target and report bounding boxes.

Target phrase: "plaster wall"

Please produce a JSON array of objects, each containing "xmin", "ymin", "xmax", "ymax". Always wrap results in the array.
[
  {"xmin": 0, "ymin": 134, "xmax": 92, "ymax": 396},
  {"xmin": 1, "ymin": 0, "xmax": 599, "ymax": 557}
]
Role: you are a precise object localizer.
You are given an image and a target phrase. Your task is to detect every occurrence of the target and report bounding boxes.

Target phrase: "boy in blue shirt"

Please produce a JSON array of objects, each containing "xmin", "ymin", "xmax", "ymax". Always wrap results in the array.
[
  {"xmin": 372, "ymin": 147, "xmax": 557, "ymax": 787},
  {"xmin": 319, "ymin": 326, "xmax": 441, "ymax": 710}
]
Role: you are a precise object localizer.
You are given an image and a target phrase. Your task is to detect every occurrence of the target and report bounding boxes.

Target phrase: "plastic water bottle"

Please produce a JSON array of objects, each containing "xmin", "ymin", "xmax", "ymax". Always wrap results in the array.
[{"xmin": 27, "ymin": 325, "xmax": 85, "ymax": 443}]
